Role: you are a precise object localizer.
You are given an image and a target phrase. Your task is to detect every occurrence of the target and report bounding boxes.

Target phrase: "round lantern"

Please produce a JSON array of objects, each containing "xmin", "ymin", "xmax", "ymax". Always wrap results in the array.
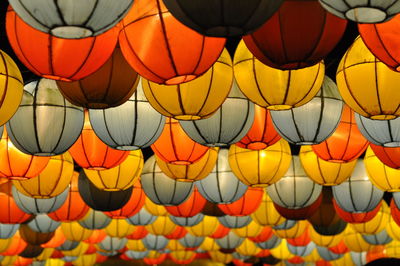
[
  {"xmin": 273, "ymin": 194, "xmax": 322, "ymax": 220},
  {"xmin": 104, "ymin": 219, "xmax": 134, "ymax": 238},
  {"xmin": 236, "ymin": 239, "xmax": 261, "ymax": 257},
  {"xmin": 57, "ymin": 47, "xmax": 138, "ymax": 109},
  {"xmin": 228, "ymin": 139, "xmax": 291, "ymax": 187},
  {"xmin": 243, "ymin": 0, "xmax": 347, "ymax": 69},
  {"xmin": 215, "ymin": 231, "xmax": 244, "ymax": 250},
  {"xmin": 119, "ymin": 0, "xmax": 226, "ymax": 85},
  {"xmin": 233, "ymin": 220, "xmax": 264, "ymax": 238},
  {"xmin": 288, "ymin": 242, "xmax": 315, "ymax": 257},
  {"xmin": 78, "ymin": 210, "xmax": 111, "ymax": 230},
  {"xmin": 142, "ymin": 49, "xmax": 233, "ymax": 121},
  {"xmin": 356, "ymin": 114, "xmax": 400, "ymax": 147},
  {"xmin": 7, "ymin": 79, "xmax": 84, "ymax": 156},
  {"xmin": 170, "ymin": 250, "xmax": 196, "ymax": 264},
  {"xmin": 170, "ymin": 214, "xmax": 204, "ymax": 227},
  {"xmin": 300, "ymin": 145, "xmax": 357, "ymax": 186},
  {"xmin": 0, "ymin": 181, "xmax": 31, "ymax": 224},
  {"xmin": 125, "ymin": 250, "xmax": 149, "ymax": 260},
  {"xmin": 127, "ymin": 208, "xmax": 156, "ymax": 226},
  {"xmin": 362, "ymin": 229, "xmax": 393, "ymax": 245},
  {"xmin": 142, "ymin": 234, "xmax": 169, "ymax": 250},
  {"xmin": 6, "ymin": 8, "xmax": 119, "ymax": 81},
  {"xmin": 19, "ymin": 224, "xmax": 54, "ymax": 245},
  {"xmin": 267, "ymin": 156, "xmax": 323, "ymax": 209},
  {"xmin": 195, "ymin": 149, "xmax": 248, "ymax": 204},
  {"xmin": 151, "ymin": 118, "xmax": 209, "ymax": 165},
  {"xmin": 332, "ymin": 160, "xmax": 384, "ymax": 213},
  {"xmin": 27, "ymin": 214, "xmax": 60, "ymax": 233},
  {"xmin": 312, "ymin": 105, "xmax": 369, "ymax": 163},
  {"xmin": 370, "ymin": 144, "xmax": 400, "ymax": 169},
  {"xmin": 69, "ymin": 114, "xmax": 129, "ymax": 170},
  {"xmin": 12, "ymin": 152, "xmax": 74, "ymax": 199},
  {"xmin": 310, "ymin": 227, "xmax": 344, "ymax": 247},
  {"xmin": 145, "ymin": 216, "xmax": 176, "ymax": 236},
  {"xmin": 255, "ymin": 234, "xmax": 281, "ymax": 250},
  {"xmin": 273, "ymin": 219, "xmax": 296, "ymax": 230},
  {"xmin": 0, "ymin": 223, "xmax": 19, "ymax": 239},
  {"xmin": 218, "ymin": 187, "xmax": 263, "ymax": 216},
  {"xmin": 165, "ymin": 226, "xmax": 187, "ymax": 240},
  {"xmin": 88, "ymin": 82, "xmax": 165, "ymax": 151},
  {"xmin": 334, "ymin": 200, "xmax": 382, "ymax": 224},
  {"xmin": 179, "ymin": 81, "xmax": 255, "ymax": 147},
  {"xmin": 219, "ymin": 216, "xmax": 252, "ymax": 230},
  {"xmin": 343, "ymin": 227, "xmax": 373, "ymax": 252},
  {"xmin": 270, "ymin": 76, "xmax": 343, "ymax": 145},
  {"xmin": 187, "ymin": 216, "xmax": 219, "ymax": 237},
  {"xmin": 61, "ymin": 222, "xmax": 92, "ymax": 242},
  {"xmin": 126, "ymin": 226, "xmax": 148, "ymax": 241},
  {"xmin": 178, "ymin": 234, "xmax": 204, "ymax": 248},
  {"xmin": 144, "ymin": 197, "xmax": 168, "ymax": 217},
  {"xmin": 351, "ymin": 201, "xmax": 390, "ymax": 234},
  {"xmin": 141, "ymin": 155, "xmax": 194, "ymax": 206},
  {"xmin": 97, "ymin": 236, "xmax": 127, "ymax": 252},
  {"xmin": 320, "ymin": 0, "xmax": 400, "ymax": 23},
  {"xmin": 234, "ymin": 41, "xmax": 325, "ymax": 110},
  {"xmin": 165, "ymin": 187, "xmax": 206, "ymax": 217},
  {"xmin": 336, "ymin": 36, "xmax": 400, "ymax": 120},
  {"xmin": 57, "ymin": 239, "xmax": 79, "ymax": 251},
  {"xmin": 317, "ymin": 246, "xmax": 344, "ymax": 261}
]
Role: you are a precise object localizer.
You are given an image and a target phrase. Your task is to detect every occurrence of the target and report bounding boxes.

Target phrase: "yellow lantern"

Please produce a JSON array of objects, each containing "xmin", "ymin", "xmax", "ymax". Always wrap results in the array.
[
  {"xmin": 0, "ymin": 238, "xmax": 12, "ymax": 253},
  {"xmin": 343, "ymin": 226, "xmax": 373, "ymax": 252},
  {"xmin": 145, "ymin": 216, "xmax": 176, "ymax": 236},
  {"xmin": 186, "ymin": 216, "xmax": 219, "ymax": 237},
  {"xmin": 233, "ymin": 40, "xmax": 324, "ymax": 110},
  {"xmin": 61, "ymin": 242, "xmax": 89, "ymax": 257},
  {"xmin": 144, "ymin": 197, "xmax": 168, "ymax": 216},
  {"xmin": 45, "ymin": 259, "xmax": 64, "ymax": 266},
  {"xmin": 105, "ymin": 219, "xmax": 135, "ymax": 238},
  {"xmin": 0, "ymin": 256, "xmax": 17, "ymax": 266},
  {"xmin": 61, "ymin": 222, "xmax": 93, "ymax": 242},
  {"xmin": 351, "ymin": 201, "xmax": 390, "ymax": 234},
  {"xmin": 365, "ymin": 146, "xmax": 400, "ymax": 192},
  {"xmin": 166, "ymin": 240, "xmax": 186, "ymax": 251},
  {"xmin": 199, "ymin": 237, "xmax": 219, "ymax": 251},
  {"xmin": 83, "ymin": 150, "xmax": 143, "ymax": 191},
  {"xmin": 155, "ymin": 147, "xmax": 218, "ymax": 182},
  {"xmin": 310, "ymin": 226, "xmax": 345, "ymax": 248},
  {"xmin": 142, "ymin": 49, "xmax": 233, "ymax": 120},
  {"xmin": 386, "ymin": 215, "xmax": 400, "ymax": 241},
  {"xmin": 251, "ymin": 192, "xmax": 286, "ymax": 226},
  {"xmin": 72, "ymin": 254, "xmax": 97, "ymax": 266},
  {"xmin": 208, "ymin": 251, "xmax": 233, "ymax": 264},
  {"xmin": 337, "ymin": 37, "xmax": 400, "ymax": 120},
  {"xmin": 236, "ymin": 239, "xmax": 261, "ymax": 256},
  {"xmin": 170, "ymin": 250, "xmax": 196, "ymax": 263},
  {"xmin": 302, "ymin": 249, "xmax": 322, "ymax": 262},
  {"xmin": 273, "ymin": 221, "xmax": 309, "ymax": 239},
  {"xmin": 270, "ymin": 239, "xmax": 295, "ymax": 260},
  {"xmin": 300, "ymin": 145, "xmax": 356, "ymax": 186},
  {"xmin": 228, "ymin": 140, "xmax": 291, "ymax": 187},
  {"xmin": 35, "ymin": 248, "xmax": 54, "ymax": 261},
  {"xmin": 126, "ymin": 239, "xmax": 147, "ymax": 252},
  {"xmin": 12, "ymin": 152, "xmax": 74, "ymax": 198},
  {"xmin": 386, "ymin": 241, "xmax": 400, "ymax": 258},
  {"xmin": 233, "ymin": 221, "xmax": 263, "ymax": 238}
]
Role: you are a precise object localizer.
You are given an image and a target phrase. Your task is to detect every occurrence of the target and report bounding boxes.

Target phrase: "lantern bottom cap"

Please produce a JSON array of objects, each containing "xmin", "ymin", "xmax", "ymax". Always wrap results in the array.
[
  {"xmin": 383, "ymin": 142, "xmax": 400, "ymax": 148},
  {"xmin": 42, "ymin": 74, "xmax": 71, "ymax": 82},
  {"xmin": 294, "ymin": 142, "xmax": 318, "ymax": 145},
  {"xmin": 50, "ymin": 26, "xmax": 94, "ymax": 39},
  {"xmin": 174, "ymin": 115, "xmax": 201, "ymax": 120},
  {"xmin": 345, "ymin": 7, "xmax": 387, "ymax": 23},
  {"xmin": 33, "ymin": 152, "xmax": 56, "ymax": 156},
  {"xmin": 250, "ymin": 184, "xmax": 268, "ymax": 188},
  {"xmin": 205, "ymin": 26, "xmax": 244, "ymax": 37},
  {"xmin": 175, "ymin": 178, "xmax": 195, "ymax": 183},
  {"xmin": 267, "ymin": 105, "xmax": 292, "ymax": 111},
  {"xmin": 166, "ymin": 75, "xmax": 197, "ymax": 85},
  {"xmin": 246, "ymin": 142, "xmax": 268, "ymax": 150},
  {"xmin": 370, "ymin": 114, "xmax": 397, "ymax": 120},
  {"xmin": 115, "ymin": 145, "xmax": 140, "ymax": 151}
]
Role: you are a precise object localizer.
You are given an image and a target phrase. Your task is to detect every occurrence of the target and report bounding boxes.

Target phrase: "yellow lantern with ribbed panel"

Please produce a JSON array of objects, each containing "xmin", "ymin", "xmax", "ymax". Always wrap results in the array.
[
  {"xmin": 302, "ymin": 249, "xmax": 322, "ymax": 262},
  {"xmin": 44, "ymin": 259, "xmax": 64, "ymax": 266},
  {"xmin": 385, "ymin": 241, "xmax": 400, "ymax": 258},
  {"xmin": 155, "ymin": 147, "xmax": 218, "ymax": 182},
  {"xmin": 209, "ymin": 251, "xmax": 233, "ymax": 264},
  {"xmin": 12, "ymin": 152, "xmax": 74, "ymax": 198},
  {"xmin": 233, "ymin": 41, "xmax": 324, "ymax": 110},
  {"xmin": 187, "ymin": 216, "xmax": 219, "ymax": 237},
  {"xmin": 386, "ymin": 215, "xmax": 400, "ymax": 241},
  {"xmin": 61, "ymin": 222, "xmax": 92, "ymax": 242},
  {"xmin": 336, "ymin": 37, "xmax": 400, "ymax": 120},
  {"xmin": 126, "ymin": 239, "xmax": 146, "ymax": 252},
  {"xmin": 0, "ymin": 256, "xmax": 17, "ymax": 266},
  {"xmin": 83, "ymin": 150, "xmax": 143, "ymax": 191},
  {"xmin": 236, "ymin": 239, "xmax": 261, "ymax": 256},
  {"xmin": 274, "ymin": 221, "xmax": 309, "ymax": 239},
  {"xmin": 61, "ymin": 242, "xmax": 89, "ymax": 257},
  {"xmin": 36, "ymin": 247, "xmax": 54, "ymax": 261},
  {"xmin": 233, "ymin": 221, "xmax": 263, "ymax": 238},
  {"xmin": 228, "ymin": 139, "xmax": 291, "ymax": 187},
  {"xmin": 310, "ymin": 226, "xmax": 345, "ymax": 248},
  {"xmin": 145, "ymin": 216, "xmax": 176, "ymax": 236},
  {"xmin": 104, "ymin": 219, "xmax": 135, "ymax": 238},
  {"xmin": 72, "ymin": 254, "xmax": 97, "ymax": 266},
  {"xmin": 365, "ymin": 146, "xmax": 400, "ymax": 192},
  {"xmin": 351, "ymin": 201, "xmax": 390, "ymax": 234},
  {"xmin": 0, "ymin": 238, "xmax": 11, "ymax": 253},
  {"xmin": 300, "ymin": 145, "xmax": 356, "ymax": 186},
  {"xmin": 166, "ymin": 239, "xmax": 186, "ymax": 251},
  {"xmin": 343, "ymin": 226, "xmax": 373, "ymax": 252},
  {"xmin": 252, "ymin": 192, "xmax": 286, "ymax": 226},
  {"xmin": 200, "ymin": 237, "xmax": 219, "ymax": 251},
  {"xmin": 144, "ymin": 197, "xmax": 168, "ymax": 216},
  {"xmin": 270, "ymin": 239, "xmax": 295, "ymax": 260}
]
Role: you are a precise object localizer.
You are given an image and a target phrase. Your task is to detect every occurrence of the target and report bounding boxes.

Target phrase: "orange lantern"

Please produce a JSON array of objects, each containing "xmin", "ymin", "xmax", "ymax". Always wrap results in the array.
[
  {"xmin": 119, "ymin": 0, "xmax": 226, "ymax": 85},
  {"xmin": 165, "ymin": 226, "xmax": 187, "ymax": 240},
  {"xmin": 209, "ymin": 224, "xmax": 230, "ymax": 239},
  {"xmin": 218, "ymin": 187, "xmax": 264, "ymax": 216},
  {"xmin": 126, "ymin": 226, "xmax": 148, "ymax": 240},
  {"xmin": 41, "ymin": 228, "xmax": 66, "ymax": 249},
  {"xmin": 1, "ymin": 232, "xmax": 27, "ymax": 256},
  {"xmin": 333, "ymin": 199, "xmax": 381, "ymax": 224},
  {"xmin": 0, "ymin": 181, "xmax": 31, "ymax": 224},
  {"xmin": 370, "ymin": 144, "xmax": 400, "ymax": 169},
  {"xmin": 84, "ymin": 230, "xmax": 107, "ymax": 245},
  {"xmin": 151, "ymin": 118, "xmax": 209, "ymax": 165},
  {"xmin": 6, "ymin": 7, "xmax": 119, "ymax": 81},
  {"xmin": 312, "ymin": 105, "xmax": 369, "ymax": 163},
  {"xmin": 165, "ymin": 187, "xmax": 206, "ymax": 217},
  {"xmin": 69, "ymin": 113, "xmax": 129, "ymax": 170}
]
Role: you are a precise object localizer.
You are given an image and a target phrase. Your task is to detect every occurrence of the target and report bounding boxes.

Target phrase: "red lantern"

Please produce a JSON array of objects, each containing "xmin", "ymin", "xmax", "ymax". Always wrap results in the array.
[
  {"xmin": 286, "ymin": 228, "xmax": 311, "ymax": 246},
  {"xmin": 151, "ymin": 118, "xmax": 209, "ymax": 165},
  {"xmin": 312, "ymin": 105, "xmax": 369, "ymax": 163},
  {"xmin": 243, "ymin": 0, "xmax": 347, "ymax": 69},
  {"xmin": 209, "ymin": 224, "xmax": 230, "ymax": 239},
  {"xmin": 0, "ymin": 181, "xmax": 31, "ymax": 224},
  {"xmin": 48, "ymin": 172, "xmax": 90, "ymax": 222},
  {"xmin": 126, "ymin": 226, "xmax": 148, "ymax": 240},
  {"xmin": 69, "ymin": 113, "xmax": 129, "ymax": 170},
  {"xmin": 119, "ymin": 0, "xmax": 226, "ymax": 85},
  {"xmin": 333, "ymin": 199, "xmax": 381, "ymax": 224},
  {"xmin": 249, "ymin": 226, "xmax": 274, "ymax": 243},
  {"xmin": 6, "ymin": 7, "xmax": 119, "ymax": 81},
  {"xmin": 236, "ymin": 106, "xmax": 281, "ymax": 150},
  {"xmin": 274, "ymin": 193, "xmax": 323, "ymax": 220},
  {"xmin": 218, "ymin": 187, "xmax": 264, "ymax": 216},
  {"xmin": 370, "ymin": 144, "xmax": 400, "ymax": 169},
  {"xmin": 165, "ymin": 226, "xmax": 187, "ymax": 240},
  {"xmin": 143, "ymin": 253, "xmax": 167, "ymax": 265},
  {"xmin": 165, "ymin": 187, "xmax": 206, "ymax": 217}
]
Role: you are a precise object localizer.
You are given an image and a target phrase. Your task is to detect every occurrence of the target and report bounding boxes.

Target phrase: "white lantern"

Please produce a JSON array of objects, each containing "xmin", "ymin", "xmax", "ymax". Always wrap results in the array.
[
  {"xmin": 142, "ymin": 234, "xmax": 169, "ymax": 250},
  {"xmin": 170, "ymin": 214, "xmax": 204, "ymax": 227},
  {"xmin": 78, "ymin": 209, "xmax": 111, "ymax": 230},
  {"xmin": 126, "ymin": 208, "xmax": 156, "ymax": 226},
  {"xmin": 287, "ymin": 242, "xmax": 316, "ymax": 257},
  {"xmin": 215, "ymin": 231, "xmax": 245, "ymax": 249},
  {"xmin": 217, "ymin": 216, "xmax": 252, "ymax": 229},
  {"xmin": 125, "ymin": 250, "xmax": 149, "ymax": 260},
  {"xmin": 178, "ymin": 234, "xmax": 205, "ymax": 248},
  {"xmin": 356, "ymin": 114, "xmax": 400, "ymax": 147},
  {"xmin": 255, "ymin": 235, "xmax": 281, "ymax": 249},
  {"xmin": 362, "ymin": 229, "xmax": 392, "ymax": 245},
  {"xmin": 317, "ymin": 246, "xmax": 344, "ymax": 261},
  {"xmin": 350, "ymin": 251, "xmax": 368, "ymax": 266},
  {"xmin": 97, "ymin": 236, "xmax": 128, "ymax": 252},
  {"xmin": 0, "ymin": 223, "xmax": 19, "ymax": 239}
]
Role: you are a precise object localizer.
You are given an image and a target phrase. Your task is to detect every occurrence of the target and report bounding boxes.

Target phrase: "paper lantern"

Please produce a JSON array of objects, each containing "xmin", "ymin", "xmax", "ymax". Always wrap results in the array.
[
  {"xmin": 170, "ymin": 213, "xmax": 204, "ymax": 227},
  {"xmin": 179, "ymin": 81, "xmax": 254, "ymax": 147},
  {"xmin": 256, "ymin": 236, "xmax": 281, "ymax": 251},
  {"xmin": 19, "ymin": 224, "xmax": 54, "ymax": 245},
  {"xmin": 142, "ymin": 50, "xmax": 233, "ymax": 121},
  {"xmin": 119, "ymin": 0, "xmax": 226, "ymax": 85},
  {"xmin": 209, "ymin": 251, "xmax": 233, "ymax": 264},
  {"xmin": 320, "ymin": 0, "xmax": 400, "ymax": 23},
  {"xmin": 125, "ymin": 250, "xmax": 149, "ymax": 260},
  {"xmin": 249, "ymin": 226, "xmax": 274, "ymax": 243},
  {"xmin": 69, "ymin": 114, "xmax": 129, "ymax": 170},
  {"xmin": 332, "ymin": 160, "xmax": 384, "ymax": 213},
  {"xmin": 337, "ymin": 37, "xmax": 400, "ymax": 120},
  {"xmin": 310, "ymin": 227, "xmax": 344, "ymax": 248},
  {"xmin": 165, "ymin": 187, "xmax": 206, "ymax": 217},
  {"xmin": 151, "ymin": 118, "xmax": 209, "ymax": 165},
  {"xmin": 228, "ymin": 139, "xmax": 291, "ymax": 187},
  {"xmin": 362, "ymin": 229, "xmax": 392, "ymax": 245},
  {"xmin": 187, "ymin": 216, "xmax": 219, "ymax": 237},
  {"xmin": 351, "ymin": 201, "xmax": 390, "ymax": 234},
  {"xmin": 288, "ymin": 242, "xmax": 315, "ymax": 257},
  {"xmin": 126, "ymin": 226, "xmax": 148, "ymax": 241},
  {"xmin": 234, "ymin": 41, "xmax": 324, "ymax": 110},
  {"xmin": 218, "ymin": 216, "xmax": 252, "ymax": 229},
  {"xmin": 343, "ymin": 227, "xmax": 373, "ymax": 252},
  {"xmin": 270, "ymin": 76, "xmax": 343, "ymax": 145},
  {"xmin": 144, "ymin": 198, "xmax": 168, "ymax": 217},
  {"xmin": 104, "ymin": 219, "xmax": 134, "ymax": 238},
  {"xmin": 215, "ymin": 231, "xmax": 244, "ymax": 250},
  {"xmin": 370, "ymin": 144, "xmax": 400, "ymax": 169},
  {"xmin": 236, "ymin": 239, "xmax": 261, "ymax": 257},
  {"xmin": 61, "ymin": 222, "xmax": 92, "ymax": 242},
  {"xmin": 317, "ymin": 246, "xmax": 343, "ymax": 261},
  {"xmin": 0, "ymin": 181, "xmax": 31, "ymax": 224},
  {"xmin": 48, "ymin": 172, "xmax": 89, "ymax": 222},
  {"xmin": 178, "ymin": 234, "xmax": 204, "ymax": 248},
  {"xmin": 156, "ymin": 148, "xmax": 218, "ymax": 183},
  {"xmin": 300, "ymin": 146, "xmax": 356, "ymax": 186},
  {"xmin": 269, "ymin": 239, "xmax": 295, "ymax": 260},
  {"xmin": 233, "ymin": 220, "xmax": 264, "ymax": 238},
  {"xmin": 218, "ymin": 187, "xmax": 263, "ymax": 217},
  {"xmin": 251, "ymin": 192, "xmax": 286, "ymax": 227},
  {"xmin": 145, "ymin": 216, "xmax": 176, "ymax": 236},
  {"xmin": 142, "ymin": 234, "xmax": 169, "ymax": 250},
  {"xmin": 1, "ymin": 231, "xmax": 27, "ymax": 256},
  {"xmin": 243, "ymin": 0, "xmax": 347, "ymax": 70},
  {"xmin": 273, "ymin": 220, "xmax": 309, "ymax": 239},
  {"xmin": 57, "ymin": 239, "xmax": 79, "ymax": 251},
  {"xmin": 170, "ymin": 250, "xmax": 196, "ymax": 264},
  {"xmin": 143, "ymin": 252, "xmax": 167, "ymax": 265},
  {"xmin": 78, "ymin": 210, "xmax": 111, "ymax": 230},
  {"xmin": 312, "ymin": 105, "xmax": 369, "ymax": 163},
  {"xmin": 141, "ymin": 155, "xmax": 194, "ymax": 206},
  {"xmin": 127, "ymin": 208, "xmax": 156, "ymax": 226},
  {"xmin": 308, "ymin": 188, "xmax": 343, "ymax": 230},
  {"xmin": 126, "ymin": 239, "xmax": 146, "ymax": 251},
  {"xmin": 195, "ymin": 149, "xmax": 248, "ymax": 204},
  {"xmin": 356, "ymin": 114, "xmax": 400, "ymax": 147},
  {"xmin": 274, "ymin": 194, "xmax": 322, "ymax": 220},
  {"xmin": 28, "ymin": 214, "xmax": 60, "ymax": 233},
  {"xmin": 165, "ymin": 226, "xmax": 187, "ymax": 240},
  {"xmin": 267, "ymin": 156, "xmax": 323, "ymax": 209},
  {"xmin": 6, "ymin": 8, "xmax": 119, "ymax": 81},
  {"xmin": 334, "ymin": 199, "xmax": 382, "ymax": 224},
  {"xmin": 97, "ymin": 236, "xmax": 127, "ymax": 252}
]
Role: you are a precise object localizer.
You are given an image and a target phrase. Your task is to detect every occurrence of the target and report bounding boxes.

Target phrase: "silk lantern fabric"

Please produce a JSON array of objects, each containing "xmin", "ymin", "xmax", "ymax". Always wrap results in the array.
[{"xmin": 356, "ymin": 114, "xmax": 400, "ymax": 147}]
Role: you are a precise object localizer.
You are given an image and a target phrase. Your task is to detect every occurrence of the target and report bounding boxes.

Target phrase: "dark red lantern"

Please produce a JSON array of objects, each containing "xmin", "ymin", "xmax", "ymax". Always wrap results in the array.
[{"xmin": 273, "ymin": 193, "xmax": 323, "ymax": 220}]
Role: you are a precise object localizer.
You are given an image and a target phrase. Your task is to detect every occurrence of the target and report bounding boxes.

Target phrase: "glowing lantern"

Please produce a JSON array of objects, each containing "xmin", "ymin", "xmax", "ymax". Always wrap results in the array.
[
  {"xmin": 41, "ymin": 228, "xmax": 66, "ymax": 248},
  {"xmin": 180, "ymin": 81, "xmax": 254, "ymax": 147},
  {"xmin": 363, "ymin": 229, "xmax": 392, "ymax": 245},
  {"xmin": 269, "ymin": 239, "xmax": 295, "ymax": 260},
  {"xmin": 145, "ymin": 216, "xmax": 176, "ymax": 236},
  {"xmin": 88, "ymin": 82, "xmax": 165, "ymax": 151},
  {"xmin": 170, "ymin": 250, "xmax": 196, "ymax": 264},
  {"xmin": 156, "ymin": 148, "xmax": 218, "ymax": 183},
  {"xmin": 195, "ymin": 149, "xmax": 248, "ymax": 204},
  {"xmin": 234, "ymin": 41, "xmax": 325, "ymax": 110},
  {"xmin": 208, "ymin": 251, "xmax": 233, "ymax": 264},
  {"xmin": 249, "ymin": 226, "xmax": 274, "ymax": 243},
  {"xmin": 337, "ymin": 36, "xmax": 400, "ymax": 120},
  {"xmin": 142, "ymin": 234, "xmax": 169, "ymax": 250},
  {"xmin": 387, "ymin": 205, "xmax": 400, "ymax": 239},
  {"xmin": 48, "ymin": 172, "xmax": 89, "ymax": 222},
  {"xmin": 69, "ymin": 114, "xmax": 129, "ymax": 170},
  {"xmin": 27, "ymin": 214, "xmax": 60, "ymax": 234},
  {"xmin": 6, "ymin": 8, "xmax": 119, "ymax": 81},
  {"xmin": 218, "ymin": 187, "xmax": 263, "ymax": 216},
  {"xmin": 127, "ymin": 208, "xmax": 156, "ymax": 226},
  {"xmin": 151, "ymin": 118, "xmax": 209, "ymax": 165},
  {"xmin": 187, "ymin": 216, "xmax": 219, "ymax": 237},
  {"xmin": 165, "ymin": 226, "xmax": 187, "ymax": 240},
  {"xmin": 236, "ymin": 239, "xmax": 261, "ymax": 257},
  {"xmin": 1, "ymin": 231, "xmax": 26, "ymax": 256},
  {"xmin": 310, "ymin": 227, "xmax": 344, "ymax": 248},
  {"xmin": 144, "ymin": 197, "xmax": 168, "ymax": 217},
  {"xmin": 233, "ymin": 221, "xmax": 264, "ymax": 238},
  {"xmin": 343, "ymin": 227, "xmax": 373, "ymax": 252},
  {"xmin": 215, "ymin": 231, "xmax": 244, "ymax": 249},
  {"xmin": 317, "ymin": 246, "xmax": 343, "ymax": 261},
  {"xmin": 370, "ymin": 144, "xmax": 400, "ymax": 169},
  {"xmin": 78, "ymin": 210, "xmax": 111, "ymax": 230},
  {"xmin": 170, "ymin": 213, "xmax": 204, "ymax": 227},
  {"xmin": 218, "ymin": 216, "xmax": 252, "ymax": 229},
  {"xmin": 251, "ymin": 192, "xmax": 286, "ymax": 226},
  {"xmin": 178, "ymin": 234, "xmax": 204, "ymax": 248},
  {"xmin": 61, "ymin": 222, "xmax": 92, "ymax": 242},
  {"xmin": 126, "ymin": 226, "xmax": 148, "ymax": 240},
  {"xmin": 97, "ymin": 236, "xmax": 127, "ymax": 252},
  {"xmin": 332, "ymin": 160, "xmax": 384, "ymax": 213},
  {"xmin": 320, "ymin": 0, "xmax": 400, "ymax": 23},
  {"xmin": 351, "ymin": 202, "xmax": 390, "ymax": 234},
  {"xmin": 165, "ymin": 187, "xmax": 206, "ymax": 217},
  {"xmin": 126, "ymin": 239, "xmax": 146, "ymax": 251},
  {"xmin": 119, "ymin": 0, "xmax": 226, "ymax": 85},
  {"xmin": 255, "ymin": 234, "xmax": 281, "ymax": 250},
  {"xmin": 141, "ymin": 156, "xmax": 193, "ymax": 206},
  {"xmin": 300, "ymin": 146, "xmax": 356, "ymax": 186},
  {"xmin": 125, "ymin": 250, "xmax": 149, "ymax": 260},
  {"xmin": 104, "ymin": 219, "xmax": 135, "ymax": 238},
  {"xmin": 228, "ymin": 139, "xmax": 291, "ymax": 187},
  {"xmin": 312, "ymin": 105, "xmax": 369, "ymax": 163},
  {"xmin": 273, "ymin": 220, "xmax": 308, "ymax": 239},
  {"xmin": 0, "ymin": 181, "xmax": 31, "ymax": 224},
  {"xmin": 12, "ymin": 152, "xmax": 74, "ymax": 199},
  {"xmin": 356, "ymin": 114, "xmax": 400, "ymax": 147}
]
